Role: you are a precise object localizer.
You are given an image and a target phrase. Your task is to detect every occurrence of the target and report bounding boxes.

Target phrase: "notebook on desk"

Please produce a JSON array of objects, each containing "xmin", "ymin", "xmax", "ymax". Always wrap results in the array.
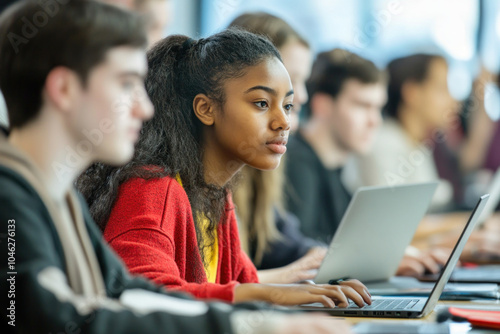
[{"xmin": 296, "ymin": 195, "xmax": 489, "ymax": 319}]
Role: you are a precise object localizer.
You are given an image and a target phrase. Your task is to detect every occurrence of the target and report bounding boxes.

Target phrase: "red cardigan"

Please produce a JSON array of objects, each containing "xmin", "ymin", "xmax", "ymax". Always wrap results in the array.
[{"xmin": 104, "ymin": 175, "xmax": 259, "ymax": 302}]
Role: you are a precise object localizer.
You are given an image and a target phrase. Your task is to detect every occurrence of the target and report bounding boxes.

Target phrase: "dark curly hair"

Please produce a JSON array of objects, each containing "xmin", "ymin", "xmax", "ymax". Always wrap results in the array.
[{"xmin": 77, "ymin": 28, "xmax": 282, "ymax": 264}]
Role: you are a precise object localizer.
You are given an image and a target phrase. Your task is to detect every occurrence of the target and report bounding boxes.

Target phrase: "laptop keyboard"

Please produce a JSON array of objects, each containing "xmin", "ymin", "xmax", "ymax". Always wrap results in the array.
[{"xmin": 347, "ymin": 298, "xmax": 420, "ymax": 310}]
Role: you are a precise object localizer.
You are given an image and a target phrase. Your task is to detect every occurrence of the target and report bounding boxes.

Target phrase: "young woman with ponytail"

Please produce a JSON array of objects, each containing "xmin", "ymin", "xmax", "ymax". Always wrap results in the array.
[
  {"xmin": 229, "ymin": 13, "xmax": 327, "ymax": 285},
  {"xmin": 77, "ymin": 29, "xmax": 371, "ymax": 307}
]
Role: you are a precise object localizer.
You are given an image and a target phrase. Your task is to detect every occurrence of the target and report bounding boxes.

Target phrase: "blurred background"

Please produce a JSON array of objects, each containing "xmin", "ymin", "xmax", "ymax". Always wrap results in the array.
[
  {"xmin": 200, "ymin": 0, "xmax": 499, "ymax": 105},
  {"xmin": 1, "ymin": 0, "xmax": 500, "ymax": 123},
  {"xmin": 0, "ymin": 0, "xmax": 499, "ymax": 209}
]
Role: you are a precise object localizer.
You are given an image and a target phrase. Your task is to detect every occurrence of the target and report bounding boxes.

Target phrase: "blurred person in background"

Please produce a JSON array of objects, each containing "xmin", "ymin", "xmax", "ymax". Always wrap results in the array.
[
  {"xmin": 102, "ymin": 0, "xmax": 172, "ymax": 47},
  {"xmin": 228, "ymin": 13, "xmax": 327, "ymax": 285},
  {"xmin": 286, "ymin": 49, "xmax": 450, "ymax": 277},
  {"xmin": 344, "ymin": 53, "xmax": 500, "ymax": 262},
  {"xmin": 460, "ymin": 69, "xmax": 500, "ymax": 173},
  {"xmin": 343, "ymin": 54, "xmax": 457, "ymax": 212},
  {"xmin": 286, "ymin": 49, "xmax": 387, "ymax": 243},
  {"xmin": 459, "ymin": 68, "xmax": 500, "ymax": 208}
]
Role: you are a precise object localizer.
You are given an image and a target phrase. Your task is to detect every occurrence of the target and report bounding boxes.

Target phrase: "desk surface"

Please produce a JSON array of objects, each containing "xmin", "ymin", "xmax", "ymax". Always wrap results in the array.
[{"xmin": 343, "ymin": 296, "xmax": 500, "ymax": 333}]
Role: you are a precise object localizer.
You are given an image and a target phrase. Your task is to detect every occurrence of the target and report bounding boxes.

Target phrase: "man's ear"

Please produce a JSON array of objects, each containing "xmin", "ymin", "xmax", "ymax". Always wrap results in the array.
[
  {"xmin": 43, "ymin": 66, "xmax": 82, "ymax": 114},
  {"xmin": 193, "ymin": 93, "xmax": 216, "ymax": 126}
]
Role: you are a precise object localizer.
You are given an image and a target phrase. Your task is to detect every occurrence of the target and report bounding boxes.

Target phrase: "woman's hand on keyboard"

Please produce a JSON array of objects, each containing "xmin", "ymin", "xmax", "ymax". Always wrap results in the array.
[{"xmin": 234, "ymin": 280, "xmax": 372, "ymax": 308}]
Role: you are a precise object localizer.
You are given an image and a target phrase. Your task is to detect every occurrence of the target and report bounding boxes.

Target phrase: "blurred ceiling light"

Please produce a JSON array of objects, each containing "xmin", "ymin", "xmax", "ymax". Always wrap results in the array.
[
  {"xmin": 433, "ymin": 18, "xmax": 474, "ymax": 61},
  {"xmin": 448, "ymin": 62, "xmax": 473, "ymax": 101}
]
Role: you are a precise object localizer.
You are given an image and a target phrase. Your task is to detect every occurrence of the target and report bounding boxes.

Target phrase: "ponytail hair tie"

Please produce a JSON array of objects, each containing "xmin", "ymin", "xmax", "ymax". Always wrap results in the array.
[
  {"xmin": 181, "ymin": 38, "xmax": 196, "ymax": 52},
  {"xmin": 175, "ymin": 37, "xmax": 196, "ymax": 64}
]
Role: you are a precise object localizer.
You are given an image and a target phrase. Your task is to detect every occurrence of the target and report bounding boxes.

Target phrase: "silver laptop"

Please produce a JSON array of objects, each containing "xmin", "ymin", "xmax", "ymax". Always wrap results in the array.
[
  {"xmin": 299, "ymin": 194, "xmax": 489, "ymax": 318},
  {"xmin": 314, "ymin": 182, "xmax": 438, "ymax": 284}
]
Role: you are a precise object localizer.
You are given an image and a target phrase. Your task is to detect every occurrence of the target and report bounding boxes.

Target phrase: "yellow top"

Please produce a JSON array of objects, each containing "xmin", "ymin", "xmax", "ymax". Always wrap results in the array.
[{"xmin": 176, "ymin": 175, "xmax": 219, "ymax": 283}]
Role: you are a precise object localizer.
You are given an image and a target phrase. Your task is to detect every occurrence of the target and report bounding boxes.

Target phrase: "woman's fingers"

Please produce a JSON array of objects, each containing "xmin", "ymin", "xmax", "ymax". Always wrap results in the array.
[
  {"xmin": 303, "ymin": 280, "xmax": 372, "ymax": 308},
  {"xmin": 338, "ymin": 279, "xmax": 372, "ymax": 305},
  {"xmin": 314, "ymin": 294, "xmax": 337, "ymax": 308},
  {"xmin": 264, "ymin": 282, "xmax": 372, "ymax": 309},
  {"xmin": 337, "ymin": 285, "xmax": 364, "ymax": 307},
  {"xmin": 307, "ymin": 285, "xmax": 349, "ymax": 307},
  {"xmin": 314, "ymin": 283, "xmax": 369, "ymax": 308}
]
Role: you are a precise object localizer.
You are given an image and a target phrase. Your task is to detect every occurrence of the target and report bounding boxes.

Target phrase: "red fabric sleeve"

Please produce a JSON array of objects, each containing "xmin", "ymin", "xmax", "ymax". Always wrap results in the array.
[
  {"xmin": 104, "ymin": 176, "xmax": 239, "ymax": 302},
  {"xmin": 235, "ymin": 248, "xmax": 259, "ymax": 283},
  {"xmin": 107, "ymin": 228, "xmax": 238, "ymax": 302}
]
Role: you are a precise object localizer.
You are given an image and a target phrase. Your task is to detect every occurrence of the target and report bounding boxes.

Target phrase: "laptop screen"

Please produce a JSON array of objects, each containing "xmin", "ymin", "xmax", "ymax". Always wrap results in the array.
[{"xmin": 420, "ymin": 194, "xmax": 489, "ymax": 315}]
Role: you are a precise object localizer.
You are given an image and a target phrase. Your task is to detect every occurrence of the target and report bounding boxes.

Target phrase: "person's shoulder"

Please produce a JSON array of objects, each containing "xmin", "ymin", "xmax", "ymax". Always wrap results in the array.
[
  {"xmin": 120, "ymin": 169, "xmax": 186, "ymax": 199},
  {"xmin": 287, "ymin": 133, "xmax": 317, "ymax": 161},
  {"xmin": 287, "ymin": 133, "xmax": 308, "ymax": 150},
  {"xmin": 0, "ymin": 165, "xmax": 39, "ymax": 200},
  {"xmin": 377, "ymin": 119, "xmax": 408, "ymax": 143},
  {"xmin": 0, "ymin": 165, "xmax": 48, "ymax": 220},
  {"xmin": 370, "ymin": 119, "xmax": 411, "ymax": 154}
]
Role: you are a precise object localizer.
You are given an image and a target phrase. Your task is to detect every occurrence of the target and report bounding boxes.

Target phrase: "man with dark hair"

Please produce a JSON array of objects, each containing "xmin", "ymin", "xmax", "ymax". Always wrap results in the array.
[
  {"xmin": 0, "ymin": 1, "xmax": 349, "ymax": 333},
  {"xmin": 345, "ymin": 54, "xmax": 455, "ymax": 211},
  {"xmin": 285, "ymin": 49, "xmax": 387, "ymax": 244},
  {"xmin": 285, "ymin": 50, "xmax": 450, "ymax": 277}
]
